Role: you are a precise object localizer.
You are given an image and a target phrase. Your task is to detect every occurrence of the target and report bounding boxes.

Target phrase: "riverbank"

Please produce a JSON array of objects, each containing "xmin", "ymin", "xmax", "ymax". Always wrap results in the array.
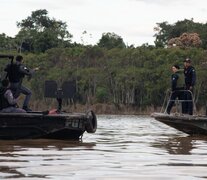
[
  {"xmin": 27, "ymin": 99, "xmax": 206, "ymax": 115},
  {"xmin": 29, "ymin": 100, "xmax": 161, "ymax": 115}
]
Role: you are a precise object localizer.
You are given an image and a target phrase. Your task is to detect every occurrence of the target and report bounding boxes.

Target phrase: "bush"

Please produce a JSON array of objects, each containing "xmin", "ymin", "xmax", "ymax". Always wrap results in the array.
[{"xmin": 96, "ymin": 87, "xmax": 109, "ymax": 103}]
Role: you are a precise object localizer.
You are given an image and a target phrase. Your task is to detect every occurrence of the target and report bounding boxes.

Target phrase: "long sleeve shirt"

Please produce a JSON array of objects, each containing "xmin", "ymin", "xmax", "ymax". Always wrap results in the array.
[
  {"xmin": 184, "ymin": 66, "xmax": 196, "ymax": 87},
  {"xmin": 4, "ymin": 89, "xmax": 17, "ymax": 105}
]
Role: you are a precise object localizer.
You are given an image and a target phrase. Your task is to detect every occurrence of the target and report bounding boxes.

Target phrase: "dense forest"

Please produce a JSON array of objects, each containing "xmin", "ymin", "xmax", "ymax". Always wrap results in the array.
[{"xmin": 0, "ymin": 10, "xmax": 207, "ymax": 113}]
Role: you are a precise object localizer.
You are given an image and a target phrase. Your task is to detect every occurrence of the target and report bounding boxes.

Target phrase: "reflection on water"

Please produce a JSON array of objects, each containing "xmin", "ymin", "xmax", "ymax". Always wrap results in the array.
[
  {"xmin": 0, "ymin": 139, "xmax": 95, "ymax": 152},
  {"xmin": 0, "ymin": 115, "xmax": 207, "ymax": 179},
  {"xmin": 152, "ymin": 136, "xmax": 195, "ymax": 155},
  {"xmin": 0, "ymin": 140, "xmax": 96, "ymax": 179}
]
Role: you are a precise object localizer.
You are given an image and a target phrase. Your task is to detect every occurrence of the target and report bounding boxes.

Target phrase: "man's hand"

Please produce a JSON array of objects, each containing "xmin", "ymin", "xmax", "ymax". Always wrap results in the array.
[{"xmin": 33, "ymin": 67, "xmax": 40, "ymax": 71}]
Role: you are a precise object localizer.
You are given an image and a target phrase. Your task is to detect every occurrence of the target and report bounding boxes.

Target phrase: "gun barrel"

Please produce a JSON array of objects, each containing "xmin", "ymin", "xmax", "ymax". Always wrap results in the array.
[{"xmin": 0, "ymin": 55, "xmax": 14, "ymax": 59}]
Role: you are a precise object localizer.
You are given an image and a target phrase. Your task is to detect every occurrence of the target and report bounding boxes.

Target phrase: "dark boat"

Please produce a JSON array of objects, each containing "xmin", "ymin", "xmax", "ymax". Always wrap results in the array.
[
  {"xmin": 152, "ymin": 112, "xmax": 207, "ymax": 136},
  {"xmin": 0, "ymin": 55, "xmax": 97, "ymax": 140},
  {"xmin": 152, "ymin": 90, "xmax": 207, "ymax": 136},
  {"xmin": 0, "ymin": 110, "xmax": 97, "ymax": 140}
]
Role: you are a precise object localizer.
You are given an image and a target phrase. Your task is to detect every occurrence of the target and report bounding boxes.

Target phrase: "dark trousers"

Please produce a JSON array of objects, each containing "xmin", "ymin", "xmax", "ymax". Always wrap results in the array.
[
  {"xmin": 167, "ymin": 90, "xmax": 184, "ymax": 114},
  {"xmin": 10, "ymin": 82, "xmax": 32, "ymax": 108},
  {"xmin": 183, "ymin": 90, "xmax": 193, "ymax": 115}
]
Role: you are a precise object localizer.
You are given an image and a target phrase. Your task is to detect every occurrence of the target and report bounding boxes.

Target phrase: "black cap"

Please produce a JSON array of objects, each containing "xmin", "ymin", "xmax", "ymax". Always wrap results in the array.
[{"xmin": 183, "ymin": 58, "xmax": 191, "ymax": 63}]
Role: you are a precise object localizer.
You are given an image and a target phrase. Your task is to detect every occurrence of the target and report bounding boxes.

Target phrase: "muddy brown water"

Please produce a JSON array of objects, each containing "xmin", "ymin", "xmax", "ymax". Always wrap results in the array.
[{"xmin": 0, "ymin": 115, "xmax": 207, "ymax": 179}]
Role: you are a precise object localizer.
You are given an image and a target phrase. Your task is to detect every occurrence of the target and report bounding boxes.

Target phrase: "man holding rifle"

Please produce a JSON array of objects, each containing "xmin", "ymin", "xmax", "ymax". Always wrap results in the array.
[{"xmin": 4, "ymin": 55, "xmax": 36, "ymax": 112}]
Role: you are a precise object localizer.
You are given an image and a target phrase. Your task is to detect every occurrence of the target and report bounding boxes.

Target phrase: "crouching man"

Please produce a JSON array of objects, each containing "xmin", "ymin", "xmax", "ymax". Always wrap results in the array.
[{"xmin": 0, "ymin": 79, "xmax": 26, "ymax": 113}]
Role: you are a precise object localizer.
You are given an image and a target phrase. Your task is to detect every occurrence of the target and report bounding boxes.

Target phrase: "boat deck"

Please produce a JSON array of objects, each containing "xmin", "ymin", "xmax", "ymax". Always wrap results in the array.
[{"xmin": 152, "ymin": 112, "xmax": 207, "ymax": 135}]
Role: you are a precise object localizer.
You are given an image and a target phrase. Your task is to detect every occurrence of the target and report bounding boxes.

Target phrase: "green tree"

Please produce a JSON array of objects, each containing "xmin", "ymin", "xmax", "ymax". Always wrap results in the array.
[
  {"xmin": 0, "ymin": 33, "xmax": 16, "ymax": 51},
  {"xmin": 16, "ymin": 9, "xmax": 72, "ymax": 52},
  {"xmin": 154, "ymin": 19, "xmax": 207, "ymax": 49},
  {"xmin": 98, "ymin": 32, "xmax": 126, "ymax": 49},
  {"xmin": 96, "ymin": 87, "xmax": 109, "ymax": 103}
]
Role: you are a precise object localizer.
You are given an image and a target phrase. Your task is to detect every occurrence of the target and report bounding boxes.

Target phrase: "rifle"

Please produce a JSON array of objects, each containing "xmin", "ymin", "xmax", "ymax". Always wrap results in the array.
[{"xmin": 0, "ymin": 55, "xmax": 14, "ymax": 63}]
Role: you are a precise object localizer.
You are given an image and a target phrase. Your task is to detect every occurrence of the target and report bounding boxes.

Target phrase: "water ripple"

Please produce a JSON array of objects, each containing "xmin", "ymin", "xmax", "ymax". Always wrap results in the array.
[{"xmin": 0, "ymin": 115, "xmax": 207, "ymax": 179}]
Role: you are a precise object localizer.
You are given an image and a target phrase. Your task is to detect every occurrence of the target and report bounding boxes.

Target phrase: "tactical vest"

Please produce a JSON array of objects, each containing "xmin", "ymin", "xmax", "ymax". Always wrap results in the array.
[
  {"xmin": 176, "ymin": 70, "xmax": 185, "ymax": 88},
  {"xmin": 7, "ymin": 63, "xmax": 24, "ymax": 83},
  {"xmin": 0, "ymin": 88, "xmax": 10, "ymax": 110}
]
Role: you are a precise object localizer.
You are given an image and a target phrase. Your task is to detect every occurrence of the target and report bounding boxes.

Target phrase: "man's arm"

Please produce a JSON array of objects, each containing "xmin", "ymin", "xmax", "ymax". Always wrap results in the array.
[
  {"xmin": 172, "ymin": 74, "xmax": 178, "ymax": 91},
  {"xmin": 191, "ymin": 68, "xmax": 196, "ymax": 87},
  {"xmin": 19, "ymin": 65, "xmax": 32, "ymax": 76}
]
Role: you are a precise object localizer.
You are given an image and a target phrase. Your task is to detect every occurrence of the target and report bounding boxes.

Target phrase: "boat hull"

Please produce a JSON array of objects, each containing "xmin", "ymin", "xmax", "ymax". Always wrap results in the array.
[
  {"xmin": 152, "ymin": 113, "xmax": 207, "ymax": 135},
  {"xmin": 0, "ymin": 111, "xmax": 97, "ymax": 140}
]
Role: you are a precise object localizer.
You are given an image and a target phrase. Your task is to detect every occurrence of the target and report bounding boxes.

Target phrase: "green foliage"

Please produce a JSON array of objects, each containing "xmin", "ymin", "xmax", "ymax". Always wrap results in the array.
[
  {"xmin": 1, "ymin": 12, "xmax": 207, "ymax": 111},
  {"xmin": 98, "ymin": 32, "xmax": 126, "ymax": 49},
  {"xmin": 154, "ymin": 19, "xmax": 207, "ymax": 49},
  {"xmin": 1, "ymin": 46, "xmax": 207, "ymax": 110},
  {"xmin": 16, "ymin": 9, "xmax": 72, "ymax": 52},
  {"xmin": 96, "ymin": 87, "xmax": 109, "ymax": 103},
  {"xmin": 0, "ymin": 34, "xmax": 16, "ymax": 51}
]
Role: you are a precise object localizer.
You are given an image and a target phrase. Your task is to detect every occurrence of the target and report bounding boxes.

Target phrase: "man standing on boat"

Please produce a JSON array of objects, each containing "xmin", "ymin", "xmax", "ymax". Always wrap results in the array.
[
  {"xmin": 4, "ymin": 55, "xmax": 34, "ymax": 112},
  {"xmin": 183, "ymin": 58, "xmax": 196, "ymax": 115},
  {"xmin": 166, "ymin": 65, "xmax": 185, "ymax": 114},
  {"xmin": 0, "ymin": 79, "xmax": 26, "ymax": 113}
]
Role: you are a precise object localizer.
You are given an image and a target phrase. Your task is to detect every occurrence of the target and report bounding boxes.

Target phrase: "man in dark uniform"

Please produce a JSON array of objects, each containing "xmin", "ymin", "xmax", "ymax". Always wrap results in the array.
[
  {"xmin": 166, "ymin": 65, "xmax": 184, "ymax": 114},
  {"xmin": 183, "ymin": 58, "xmax": 196, "ymax": 115},
  {"xmin": 4, "ymin": 55, "xmax": 33, "ymax": 112},
  {"xmin": 0, "ymin": 79, "xmax": 26, "ymax": 113}
]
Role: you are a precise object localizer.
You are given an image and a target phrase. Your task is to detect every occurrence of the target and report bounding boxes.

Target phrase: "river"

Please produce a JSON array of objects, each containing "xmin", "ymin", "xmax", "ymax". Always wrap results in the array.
[{"xmin": 0, "ymin": 115, "xmax": 207, "ymax": 179}]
